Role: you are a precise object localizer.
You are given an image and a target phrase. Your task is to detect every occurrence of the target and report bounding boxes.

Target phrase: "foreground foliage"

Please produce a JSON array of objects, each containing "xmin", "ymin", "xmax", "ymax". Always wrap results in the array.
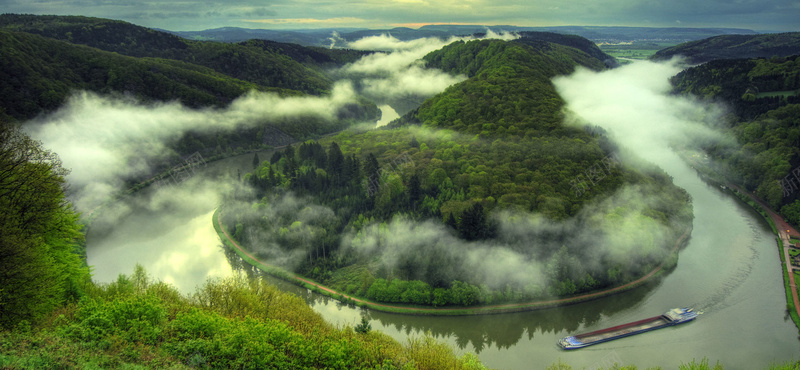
[
  {"xmin": 0, "ymin": 122, "xmax": 91, "ymax": 328},
  {"xmin": 0, "ymin": 267, "xmax": 487, "ymax": 369}
]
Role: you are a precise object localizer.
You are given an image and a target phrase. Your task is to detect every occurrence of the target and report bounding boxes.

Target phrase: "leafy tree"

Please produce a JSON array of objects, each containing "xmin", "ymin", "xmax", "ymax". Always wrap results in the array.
[
  {"xmin": 0, "ymin": 122, "xmax": 90, "ymax": 328},
  {"xmin": 782, "ymin": 200, "xmax": 800, "ymax": 227}
]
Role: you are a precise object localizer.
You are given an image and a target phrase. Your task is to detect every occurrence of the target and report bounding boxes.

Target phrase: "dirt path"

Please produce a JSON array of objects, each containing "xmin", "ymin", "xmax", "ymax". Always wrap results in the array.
[
  {"xmin": 729, "ymin": 185, "xmax": 800, "ymax": 320},
  {"xmin": 216, "ymin": 211, "xmax": 691, "ymax": 314}
]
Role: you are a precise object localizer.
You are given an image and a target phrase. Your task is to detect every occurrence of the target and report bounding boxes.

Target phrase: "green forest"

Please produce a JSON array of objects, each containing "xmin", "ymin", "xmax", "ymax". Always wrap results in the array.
[
  {"xmin": 670, "ymin": 55, "xmax": 800, "ymax": 224},
  {"xmin": 220, "ymin": 38, "xmax": 693, "ymax": 308}
]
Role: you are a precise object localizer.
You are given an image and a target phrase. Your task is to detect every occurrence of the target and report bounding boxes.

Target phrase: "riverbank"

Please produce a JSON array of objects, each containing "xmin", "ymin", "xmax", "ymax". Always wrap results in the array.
[
  {"xmin": 729, "ymin": 185, "xmax": 800, "ymax": 331},
  {"xmin": 214, "ymin": 208, "xmax": 692, "ymax": 315},
  {"xmin": 679, "ymin": 150, "xmax": 800, "ymax": 331}
]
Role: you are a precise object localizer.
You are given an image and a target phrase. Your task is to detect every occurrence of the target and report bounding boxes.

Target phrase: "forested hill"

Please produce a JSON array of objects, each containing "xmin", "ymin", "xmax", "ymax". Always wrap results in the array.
[
  {"xmin": 227, "ymin": 37, "xmax": 693, "ymax": 308},
  {"xmin": 652, "ymin": 32, "xmax": 800, "ymax": 64},
  {"xmin": 514, "ymin": 32, "xmax": 616, "ymax": 66},
  {"xmin": 0, "ymin": 30, "xmax": 273, "ymax": 122},
  {"xmin": 0, "ymin": 14, "xmax": 370, "ymax": 95},
  {"xmin": 670, "ymin": 55, "xmax": 800, "ymax": 216},
  {"xmin": 399, "ymin": 38, "xmax": 607, "ymax": 135}
]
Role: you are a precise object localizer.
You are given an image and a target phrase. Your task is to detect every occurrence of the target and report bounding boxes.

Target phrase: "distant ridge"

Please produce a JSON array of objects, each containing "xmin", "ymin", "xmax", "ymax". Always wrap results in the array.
[
  {"xmin": 160, "ymin": 24, "xmax": 757, "ymax": 47},
  {"xmin": 652, "ymin": 32, "xmax": 800, "ymax": 64},
  {"xmin": 0, "ymin": 14, "xmax": 372, "ymax": 95}
]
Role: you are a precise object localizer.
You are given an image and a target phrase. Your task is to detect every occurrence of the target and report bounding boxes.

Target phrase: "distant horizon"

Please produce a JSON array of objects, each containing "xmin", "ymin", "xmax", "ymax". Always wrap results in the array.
[
  {"xmin": 164, "ymin": 23, "xmax": 768, "ymax": 33},
  {"xmin": 2, "ymin": 0, "xmax": 797, "ymax": 33}
]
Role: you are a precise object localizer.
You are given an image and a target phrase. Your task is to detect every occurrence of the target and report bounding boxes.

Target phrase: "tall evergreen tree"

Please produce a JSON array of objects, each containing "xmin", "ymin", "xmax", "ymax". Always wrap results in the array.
[
  {"xmin": 410, "ymin": 136, "xmax": 420, "ymax": 148},
  {"xmin": 362, "ymin": 153, "xmax": 380, "ymax": 196},
  {"xmin": 269, "ymin": 151, "xmax": 282, "ymax": 164},
  {"xmin": 408, "ymin": 173, "xmax": 422, "ymax": 206},
  {"xmin": 363, "ymin": 153, "xmax": 379, "ymax": 179},
  {"xmin": 458, "ymin": 203, "xmax": 488, "ymax": 241},
  {"xmin": 327, "ymin": 142, "xmax": 344, "ymax": 184},
  {"xmin": 343, "ymin": 154, "xmax": 361, "ymax": 183}
]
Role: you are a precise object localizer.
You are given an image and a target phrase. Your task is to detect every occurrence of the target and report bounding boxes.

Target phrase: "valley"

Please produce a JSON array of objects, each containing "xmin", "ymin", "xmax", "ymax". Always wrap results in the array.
[{"xmin": 1, "ymin": 13, "xmax": 800, "ymax": 369}]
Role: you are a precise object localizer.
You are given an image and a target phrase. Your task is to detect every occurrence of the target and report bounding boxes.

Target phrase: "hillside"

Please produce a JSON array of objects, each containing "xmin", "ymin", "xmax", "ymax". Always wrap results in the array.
[
  {"xmin": 407, "ymin": 38, "xmax": 609, "ymax": 134},
  {"xmin": 0, "ymin": 14, "xmax": 370, "ymax": 95},
  {"xmin": 670, "ymin": 55, "xmax": 800, "ymax": 215},
  {"xmin": 0, "ymin": 16, "xmax": 380, "ymax": 186},
  {"xmin": 652, "ymin": 32, "xmax": 800, "ymax": 64},
  {"xmin": 224, "ymin": 38, "xmax": 692, "ymax": 309},
  {"xmin": 0, "ymin": 30, "xmax": 272, "ymax": 121},
  {"xmin": 0, "ymin": 28, "xmax": 378, "ymax": 138},
  {"xmin": 514, "ymin": 32, "xmax": 616, "ymax": 66}
]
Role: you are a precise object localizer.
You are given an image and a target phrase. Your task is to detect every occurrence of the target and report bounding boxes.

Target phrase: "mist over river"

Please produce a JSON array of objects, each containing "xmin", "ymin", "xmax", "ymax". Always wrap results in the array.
[{"xmin": 86, "ymin": 145, "xmax": 798, "ymax": 369}]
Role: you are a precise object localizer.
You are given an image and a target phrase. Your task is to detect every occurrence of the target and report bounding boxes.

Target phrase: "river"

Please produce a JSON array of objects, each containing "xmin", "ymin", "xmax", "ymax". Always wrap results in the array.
[{"xmin": 86, "ymin": 147, "xmax": 799, "ymax": 369}]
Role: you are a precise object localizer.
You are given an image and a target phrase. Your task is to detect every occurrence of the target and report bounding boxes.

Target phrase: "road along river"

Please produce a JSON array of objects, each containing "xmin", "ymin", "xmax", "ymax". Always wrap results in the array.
[{"xmin": 86, "ymin": 149, "xmax": 799, "ymax": 369}]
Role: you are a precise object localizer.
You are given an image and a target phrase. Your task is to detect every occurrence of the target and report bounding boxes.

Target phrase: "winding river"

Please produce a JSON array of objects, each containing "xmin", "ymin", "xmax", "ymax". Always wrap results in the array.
[{"xmin": 86, "ymin": 147, "xmax": 799, "ymax": 369}]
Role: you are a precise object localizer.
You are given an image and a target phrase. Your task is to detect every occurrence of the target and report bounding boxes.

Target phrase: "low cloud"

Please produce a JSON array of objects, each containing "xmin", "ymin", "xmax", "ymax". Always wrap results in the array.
[
  {"xmin": 341, "ymin": 184, "xmax": 676, "ymax": 291},
  {"xmin": 25, "ymin": 82, "xmax": 358, "ymax": 212},
  {"xmin": 553, "ymin": 59, "xmax": 727, "ymax": 165},
  {"xmin": 221, "ymin": 191, "xmax": 338, "ymax": 271},
  {"xmin": 338, "ymin": 29, "xmax": 518, "ymax": 105}
]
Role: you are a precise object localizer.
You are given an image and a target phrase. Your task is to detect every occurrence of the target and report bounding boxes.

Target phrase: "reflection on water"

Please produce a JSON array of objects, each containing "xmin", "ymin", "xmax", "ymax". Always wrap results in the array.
[
  {"xmin": 221, "ymin": 243, "xmax": 660, "ymax": 353},
  {"xmin": 87, "ymin": 150, "xmax": 800, "ymax": 369},
  {"xmin": 86, "ymin": 188, "xmax": 234, "ymax": 293}
]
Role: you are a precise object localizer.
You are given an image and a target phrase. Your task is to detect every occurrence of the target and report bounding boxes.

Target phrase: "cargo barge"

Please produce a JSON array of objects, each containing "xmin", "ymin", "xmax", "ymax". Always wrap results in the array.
[{"xmin": 558, "ymin": 308, "xmax": 697, "ymax": 349}]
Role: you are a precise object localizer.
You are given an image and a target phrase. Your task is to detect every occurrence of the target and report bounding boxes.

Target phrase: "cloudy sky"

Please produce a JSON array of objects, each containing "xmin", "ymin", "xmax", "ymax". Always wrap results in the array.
[{"xmin": 2, "ymin": 0, "xmax": 798, "ymax": 31}]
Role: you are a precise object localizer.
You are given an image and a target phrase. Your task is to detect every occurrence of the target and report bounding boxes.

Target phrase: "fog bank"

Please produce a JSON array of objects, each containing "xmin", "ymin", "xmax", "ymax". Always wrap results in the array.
[
  {"xmin": 553, "ymin": 60, "xmax": 726, "ymax": 165},
  {"xmin": 25, "ymin": 82, "xmax": 359, "ymax": 212}
]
